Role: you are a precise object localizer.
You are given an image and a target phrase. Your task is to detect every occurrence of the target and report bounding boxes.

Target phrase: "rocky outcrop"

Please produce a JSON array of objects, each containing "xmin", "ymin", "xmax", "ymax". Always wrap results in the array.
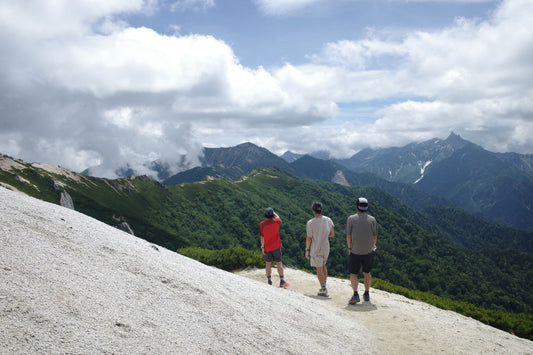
[
  {"xmin": 332, "ymin": 170, "xmax": 350, "ymax": 186},
  {"xmin": 59, "ymin": 191, "xmax": 74, "ymax": 210},
  {"xmin": 115, "ymin": 222, "xmax": 134, "ymax": 235}
]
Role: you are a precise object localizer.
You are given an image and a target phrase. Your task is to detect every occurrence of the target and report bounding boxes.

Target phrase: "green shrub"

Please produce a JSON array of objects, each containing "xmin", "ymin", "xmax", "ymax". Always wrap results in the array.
[
  {"xmin": 372, "ymin": 278, "xmax": 533, "ymax": 340},
  {"xmin": 177, "ymin": 246, "xmax": 265, "ymax": 271}
]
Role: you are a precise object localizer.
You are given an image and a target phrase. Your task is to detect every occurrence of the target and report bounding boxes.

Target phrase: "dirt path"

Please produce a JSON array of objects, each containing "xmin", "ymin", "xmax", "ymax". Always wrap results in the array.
[{"xmin": 235, "ymin": 268, "xmax": 532, "ymax": 355}]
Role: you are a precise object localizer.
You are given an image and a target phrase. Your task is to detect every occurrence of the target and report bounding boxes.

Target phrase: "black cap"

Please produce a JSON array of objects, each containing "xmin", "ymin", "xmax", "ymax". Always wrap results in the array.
[{"xmin": 264, "ymin": 207, "xmax": 274, "ymax": 218}]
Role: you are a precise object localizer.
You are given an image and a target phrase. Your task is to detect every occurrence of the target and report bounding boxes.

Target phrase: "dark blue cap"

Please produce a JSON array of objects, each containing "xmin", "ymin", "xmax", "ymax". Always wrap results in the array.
[{"xmin": 264, "ymin": 207, "xmax": 274, "ymax": 218}]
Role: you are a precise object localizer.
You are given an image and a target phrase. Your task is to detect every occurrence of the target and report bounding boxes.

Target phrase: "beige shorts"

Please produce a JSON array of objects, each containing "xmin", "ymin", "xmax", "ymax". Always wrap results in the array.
[{"xmin": 310, "ymin": 254, "xmax": 328, "ymax": 267}]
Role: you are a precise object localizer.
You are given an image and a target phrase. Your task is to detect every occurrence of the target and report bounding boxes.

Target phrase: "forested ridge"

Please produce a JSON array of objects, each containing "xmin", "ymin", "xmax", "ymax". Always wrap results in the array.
[{"xmin": 156, "ymin": 169, "xmax": 533, "ymax": 315}]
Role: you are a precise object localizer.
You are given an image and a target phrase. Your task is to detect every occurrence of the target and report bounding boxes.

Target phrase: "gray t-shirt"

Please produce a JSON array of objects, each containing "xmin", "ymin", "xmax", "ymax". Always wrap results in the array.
[
  {"xmin": 345, "ymin": 213, "xmax": 377, "ymax": 255},
  {"xmin": 306, "ymin": 216, "xmax": 334, "ymax": 256}
]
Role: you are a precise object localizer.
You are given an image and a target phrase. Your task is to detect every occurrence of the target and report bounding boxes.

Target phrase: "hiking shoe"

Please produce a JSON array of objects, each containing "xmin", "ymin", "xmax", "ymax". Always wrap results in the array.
[
  {"xmin": 279, "ymin": 280, "xmax": 289, "ymax": 288},
  {"xmin": 363, "ymin": 292, "xmax": 370, "ymax": 302},
  {"xmin": 349, "ymin": 293, "xmax": 360, "ymax": 305},
  {"xmin": 318, "ymin": 288, "xmax": 328, "ymax": 297},
  {"xmin": 267, "ymin": 279, "xmax": 272, "ymax": 285}
]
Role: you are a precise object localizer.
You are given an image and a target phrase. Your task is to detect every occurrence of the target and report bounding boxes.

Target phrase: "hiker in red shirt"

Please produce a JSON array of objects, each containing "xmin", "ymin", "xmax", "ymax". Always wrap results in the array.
[{"xmin": 259, "ymin": 207, "xmax": 289, "ymax": 287}]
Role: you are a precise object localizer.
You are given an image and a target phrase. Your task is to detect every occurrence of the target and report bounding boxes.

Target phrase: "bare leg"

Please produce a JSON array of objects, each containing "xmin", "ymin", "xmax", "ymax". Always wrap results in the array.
[
  {"xmin": 363, "ymin": 272, "xmax": 371, "ymax": 292},
  {"xmin": 316, "ymin": 265, "xmax": 327, "ymax": 285},
  {"xmin": 276, "ymin": 261, "xmax": 284, "ymax": 276},
  {"xmin": 266, "ymin": 261, "xmax": 272, "ymax": 277},
  {"xmin": 350, "ymin": 273, "xmax": 359, "ymax": 293}
]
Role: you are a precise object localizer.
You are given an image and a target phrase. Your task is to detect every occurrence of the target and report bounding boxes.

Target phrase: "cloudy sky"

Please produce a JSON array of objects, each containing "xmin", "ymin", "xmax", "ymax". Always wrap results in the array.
[{"xmin": 1, "ymin": 0, "xmax": 532, "ymax": 178}]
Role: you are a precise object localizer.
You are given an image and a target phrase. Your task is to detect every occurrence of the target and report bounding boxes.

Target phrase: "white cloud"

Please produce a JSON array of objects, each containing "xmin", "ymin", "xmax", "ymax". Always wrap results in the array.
[
  {"xmin": 0, "ymin": 0, "xmax": 319, "ymax": 175},
  {"xmin": 310, "ymin": 38, "xmax": 408, "ymax": 70},
  {"xmin": 0, "ymin": 0, "xmax": 532, "ymax": 178},
  {"xmin": 298, "ymin": 0, "xmax": 533, "ymax": 155},
  {"xmin": 0, "ymin": 0, "xmax": 149, "ymax": 39},
  {"xmin": 50, "ymin": 29, "xmax": 237, "ymax": 96}
]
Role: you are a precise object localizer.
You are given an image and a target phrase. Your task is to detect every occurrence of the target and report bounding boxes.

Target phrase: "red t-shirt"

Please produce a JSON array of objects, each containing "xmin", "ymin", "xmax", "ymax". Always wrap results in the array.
[{"xmin": 259, "ymin": 217, "xmax": 282, "ymax": 252}]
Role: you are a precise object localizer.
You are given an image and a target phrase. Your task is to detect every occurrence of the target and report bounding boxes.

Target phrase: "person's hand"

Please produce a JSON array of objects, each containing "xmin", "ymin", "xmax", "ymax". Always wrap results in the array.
[{"xmin": 305, "ymin": 250, "xmax": 310, "ymax": 260}]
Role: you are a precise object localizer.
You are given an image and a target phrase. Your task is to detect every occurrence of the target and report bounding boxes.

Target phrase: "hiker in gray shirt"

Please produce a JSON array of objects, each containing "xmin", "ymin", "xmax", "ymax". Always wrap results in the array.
[
  {"xmin": 346, "ymin": 197, "xmax": 377, "ymax": 304},
  {"xmin": 305, "ymin": 201, "xmax": 335, "ymax": 297}
]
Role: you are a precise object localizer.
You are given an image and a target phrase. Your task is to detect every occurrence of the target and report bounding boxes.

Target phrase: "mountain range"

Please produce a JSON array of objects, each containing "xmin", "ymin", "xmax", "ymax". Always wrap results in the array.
[
  {"xmin": 334, "ymin": 133, "xmax": 471, "ymax": 183},
  {"xmin": 156, "ymin": 133, "xmax": 533, "ymax": 231}
]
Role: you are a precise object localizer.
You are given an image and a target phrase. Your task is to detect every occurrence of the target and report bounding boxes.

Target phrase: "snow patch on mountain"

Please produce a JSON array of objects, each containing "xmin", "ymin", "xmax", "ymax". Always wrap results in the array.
[{"xmin": 414, "ymin": 160, "xmax": 432, "ymax": 184}]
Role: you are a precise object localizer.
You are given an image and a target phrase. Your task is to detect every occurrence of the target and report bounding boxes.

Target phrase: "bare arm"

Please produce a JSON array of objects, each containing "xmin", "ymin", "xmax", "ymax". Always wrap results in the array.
[
  {"xmin": 260, "ymin": 236, "xmax": 265, "ymax": 254},
  {"xmin": 346, "ymin": 234, "xmax": 352, "ymax": 254},
  {"xmin": 305, "ymin": 236, "xmax": 311, "ymax": 259},
  {"xmin": 328, "ymin": 227, "xmax": 335, "ymax": 238}
]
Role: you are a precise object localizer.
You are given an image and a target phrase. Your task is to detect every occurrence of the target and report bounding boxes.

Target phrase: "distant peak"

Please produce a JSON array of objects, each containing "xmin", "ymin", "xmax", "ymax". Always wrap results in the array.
[
  {"xmin": 446, "ymin": 132, "xmax": 463, "ymax": 141},
  {"xmin": 235, "ymin": 142, "xmax": 259, "ymax": 148},
  {"xmin": 444, "ymin": 132, "xmax": 470, "ymax": 147}
]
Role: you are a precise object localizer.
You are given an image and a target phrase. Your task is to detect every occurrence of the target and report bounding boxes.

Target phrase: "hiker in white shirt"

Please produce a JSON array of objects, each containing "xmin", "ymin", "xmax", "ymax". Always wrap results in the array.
[{"xmin": 305, "ymin": 201, "xmax": 335, "ymax": 297}]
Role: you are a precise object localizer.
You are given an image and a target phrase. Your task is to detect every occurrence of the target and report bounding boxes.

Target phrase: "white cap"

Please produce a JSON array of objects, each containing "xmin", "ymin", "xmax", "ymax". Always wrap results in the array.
[{"xmin": 356, "ymin": 197, "xmax": 369, "ymax": 211}]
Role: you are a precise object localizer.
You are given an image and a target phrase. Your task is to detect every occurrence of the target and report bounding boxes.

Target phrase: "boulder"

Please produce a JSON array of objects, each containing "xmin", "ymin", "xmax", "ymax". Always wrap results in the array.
[{"xmin": 59, "ymin": 191, "xmax": 74, "ymax": 210}]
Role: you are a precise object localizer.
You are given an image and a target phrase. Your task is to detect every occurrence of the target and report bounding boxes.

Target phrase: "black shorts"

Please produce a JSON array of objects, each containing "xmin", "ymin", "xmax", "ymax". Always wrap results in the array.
[
  {"xmin": 349, "ymin": 252, "xmax": 374, "ymax": 274},
  {"xmin": 263, "ymin": 247, "xmax": 282, "ymax": 262}
]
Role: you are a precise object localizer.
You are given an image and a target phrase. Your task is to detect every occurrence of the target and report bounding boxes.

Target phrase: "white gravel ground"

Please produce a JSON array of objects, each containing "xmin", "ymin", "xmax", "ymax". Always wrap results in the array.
[
  {"xmin": 1, "ymin": 186, "xmax": 532, "ymax": 354},
  {"xmin": 0, "ymin": 187, "xmax": 372, "ymax": 354}
]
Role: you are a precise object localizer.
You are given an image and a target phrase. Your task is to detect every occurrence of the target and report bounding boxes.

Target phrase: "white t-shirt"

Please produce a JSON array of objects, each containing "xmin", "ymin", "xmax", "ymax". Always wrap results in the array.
[{"xmin": 306, "ymin": 216, "xmax": 334, "ymax": 256}]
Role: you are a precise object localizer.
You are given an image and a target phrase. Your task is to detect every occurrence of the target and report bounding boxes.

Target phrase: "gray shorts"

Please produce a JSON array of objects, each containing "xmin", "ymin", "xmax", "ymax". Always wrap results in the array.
[
  {"xmin": 310, "ymin": 254, "xmax": 328, "ymax": 267},
  {"xmin": 263, "ymin": 247, "xmax": 282, "ymax": 262}
]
